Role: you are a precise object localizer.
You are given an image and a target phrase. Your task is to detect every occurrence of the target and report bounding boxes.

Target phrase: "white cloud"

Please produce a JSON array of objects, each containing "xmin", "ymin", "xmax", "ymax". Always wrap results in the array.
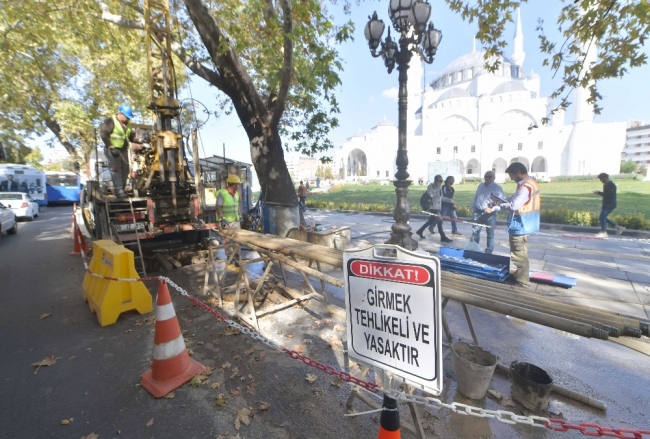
[{"xmin": 381, "ymin": 87, "xmax": 399, "ymax": 101}]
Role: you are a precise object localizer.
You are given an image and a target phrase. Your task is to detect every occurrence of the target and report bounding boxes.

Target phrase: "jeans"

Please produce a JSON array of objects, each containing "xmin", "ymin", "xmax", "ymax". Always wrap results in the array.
[
  {"xmin": 599, "ymin": 208, "xmax": 616, "ymax": 232},
  {"xmin": 509, "ymin": 234, "xmax": 529, "ymax": 285},
  {"xmin": 471, "ymin": 211, "xmax": 496, "ymax": 253},
  {"xmin": 440, "ymin": 205, "xmax": 458, "ymax": 233},
  {"xmin": 418, "ymin": 209, "xmax": 444, "ymax": 235},
  {"xmin": 299, "ymin": 196, "xmax": 306, "ymax": 211}
]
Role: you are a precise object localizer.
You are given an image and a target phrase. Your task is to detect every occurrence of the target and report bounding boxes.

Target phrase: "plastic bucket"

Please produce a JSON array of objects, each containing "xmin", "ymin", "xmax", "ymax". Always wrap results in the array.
[
  {"xmin": 451, "ymin": 342, "xmax": 498, "ymax": 400},
  {"xmin": 510, "ymin": 361, "xmax": 553, "ymax": 411}
]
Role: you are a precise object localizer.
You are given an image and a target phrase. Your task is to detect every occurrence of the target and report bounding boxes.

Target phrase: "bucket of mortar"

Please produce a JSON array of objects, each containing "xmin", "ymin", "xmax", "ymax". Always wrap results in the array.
[
  {"xmin": 451, "ymin": 342, "xmax": 498, "ymax": 400},
  {"xmin": 510, "ymin": 361, "xmax": 553, "ymax": 410}
]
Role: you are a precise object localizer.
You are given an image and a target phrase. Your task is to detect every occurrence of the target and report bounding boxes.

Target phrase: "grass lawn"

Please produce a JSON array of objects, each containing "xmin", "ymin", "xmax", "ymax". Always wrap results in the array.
[{"xmin": 309, "ymin": 179, "xmax": 650, "ymax": 218}]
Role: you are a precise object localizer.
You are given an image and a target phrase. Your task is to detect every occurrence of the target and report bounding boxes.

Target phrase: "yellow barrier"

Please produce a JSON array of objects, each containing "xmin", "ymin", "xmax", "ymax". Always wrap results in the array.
[{"xmin": 82, "ymin": 240, "xmax": 153, "ymax": 326}]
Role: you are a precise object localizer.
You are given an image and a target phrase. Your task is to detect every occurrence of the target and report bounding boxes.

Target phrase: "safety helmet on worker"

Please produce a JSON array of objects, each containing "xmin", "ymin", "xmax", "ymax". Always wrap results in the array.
[
  {"xmin": 226, "ymin": 174, "xmax": 241, "ymax": 184},
  {"xmin": 118, "ymin": 104, "xmax": 134, "ymax": 119}
]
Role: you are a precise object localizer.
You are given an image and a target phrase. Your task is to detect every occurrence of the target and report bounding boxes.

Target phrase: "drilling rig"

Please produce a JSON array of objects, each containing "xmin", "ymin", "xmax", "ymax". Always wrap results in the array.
[{"xmin": 81, "ymin": 0, "xmax": 208, "ymax": 274}]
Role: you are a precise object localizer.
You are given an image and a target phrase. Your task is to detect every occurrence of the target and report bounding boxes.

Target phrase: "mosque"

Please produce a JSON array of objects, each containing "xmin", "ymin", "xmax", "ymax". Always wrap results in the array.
[{"xmin": 335, "ymin": 10, "xmax": 627, "ymax": 183}]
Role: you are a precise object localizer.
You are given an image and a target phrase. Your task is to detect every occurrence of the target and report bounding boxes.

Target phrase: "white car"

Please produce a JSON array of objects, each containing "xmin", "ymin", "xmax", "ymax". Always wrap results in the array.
[
  {"xmin": 0, "ymin": 192, "xmax": 40, "ymax": 220},
  {"xmin": 0, "ymin": 202, "xmax": 18, "ymax": 241}
]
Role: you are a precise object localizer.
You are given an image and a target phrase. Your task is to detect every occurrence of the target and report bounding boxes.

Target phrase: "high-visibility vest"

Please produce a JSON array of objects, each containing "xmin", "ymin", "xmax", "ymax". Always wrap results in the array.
[
  {"xmin": 507, "ymin": 176, "xmax": 540, "ymax": 235},
  {"xmin": 218, "ymin": 188, "xmax": 240, "ymax": 222},
  {"xmin": 109, "ymin": 115, "xmax": 133, "ymax": 149}
]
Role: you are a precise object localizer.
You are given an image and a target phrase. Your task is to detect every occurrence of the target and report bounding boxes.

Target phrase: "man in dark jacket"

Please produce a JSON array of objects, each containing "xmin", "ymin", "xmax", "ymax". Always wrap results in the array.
[
  {"xmin": 593, "ymin": 173, "xmax": 625, "ymax": 238},
  {"xmin": 99, "ymin": 104, "xmax": 141, "ymax": 198}
]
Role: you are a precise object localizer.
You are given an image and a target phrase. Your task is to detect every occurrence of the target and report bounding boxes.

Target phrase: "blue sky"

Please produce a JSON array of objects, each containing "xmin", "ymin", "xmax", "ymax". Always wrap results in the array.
[{"xmin": 179, "ymin": 1, "xmax": 650, "ymax": 166}]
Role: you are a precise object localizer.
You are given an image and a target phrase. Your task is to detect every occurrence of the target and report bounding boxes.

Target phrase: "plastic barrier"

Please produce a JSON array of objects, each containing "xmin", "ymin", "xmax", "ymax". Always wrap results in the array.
[{"xmin": 82, "ymin": 240, "xmax": 152, "ymax": 326}]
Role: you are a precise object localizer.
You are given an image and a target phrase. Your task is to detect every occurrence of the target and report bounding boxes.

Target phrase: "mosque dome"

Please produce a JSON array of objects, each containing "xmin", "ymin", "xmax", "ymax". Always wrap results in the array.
[
  {"xmin": 491, "ymin": 81, "xmax": 527, "ymax": 95},
  {"xmin": 374, "ymin": 118, "xmax": 396, "ymax": 128},
  {"xmin": 430, "ymin": 51, "xmax": 520, "ymax": 90}
]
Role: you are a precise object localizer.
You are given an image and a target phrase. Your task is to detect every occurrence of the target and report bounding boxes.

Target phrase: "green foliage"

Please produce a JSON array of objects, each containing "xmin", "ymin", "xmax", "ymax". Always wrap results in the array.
[
  {"xmin": 24, "ymin": 147, "xmax": 44, "ymax": 168},
  {"xmin": 315, "ymin": 165, "xmax": 335, "ymax": 180},
  {"xmin": 551, "ymin": 173, "xmax": 639, "ymax": 181},
  {"xmin": 620, "ymin": 160, "xmax": 638, "ymax": 174}
]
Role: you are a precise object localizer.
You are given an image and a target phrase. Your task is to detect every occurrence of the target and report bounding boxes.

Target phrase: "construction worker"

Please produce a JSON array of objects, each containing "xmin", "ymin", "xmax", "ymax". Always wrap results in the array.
[
  {"xmin": 486, "ymin": 162, "xmax": 540, "ymax": 287},
  {"xmin": 100, "ymin": 104, "xmax": 141, "ymax": 198},
  {"xmin": 216, "ymin": 174, "xmax": 242, "ymax": 265}
]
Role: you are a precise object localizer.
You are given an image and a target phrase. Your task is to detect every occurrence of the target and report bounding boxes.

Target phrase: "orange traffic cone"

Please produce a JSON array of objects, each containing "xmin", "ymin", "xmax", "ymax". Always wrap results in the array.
[
  {"xmin": 377, "ymin": 395, "xmax": 401, "ymax": 439},
  {"xmin": 71, "ymin": 216, "xmax": 90, "ymax": 255},
  {"xmin": 141, "ymin": 280, "xmax": 207, "ymax": 398}
]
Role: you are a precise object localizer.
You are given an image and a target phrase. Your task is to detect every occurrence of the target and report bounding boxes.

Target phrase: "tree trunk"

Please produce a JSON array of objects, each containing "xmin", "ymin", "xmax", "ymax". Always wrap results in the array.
[{"xmin": 245, "ymin": 122, "xmax": 297, "ymax": 207}]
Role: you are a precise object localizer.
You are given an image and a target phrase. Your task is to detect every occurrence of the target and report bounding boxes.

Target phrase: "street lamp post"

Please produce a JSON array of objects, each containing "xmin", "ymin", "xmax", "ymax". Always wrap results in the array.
[{"xmin": 365, "ymin": 0, "xmax": 442, "ymax": 250}]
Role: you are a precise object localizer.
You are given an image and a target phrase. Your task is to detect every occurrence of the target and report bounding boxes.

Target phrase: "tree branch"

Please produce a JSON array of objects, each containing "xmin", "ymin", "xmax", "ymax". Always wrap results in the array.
[
  {"xmin": 271, "ymin": 0, "xmax": 293, "ymax": 128},
  {"xmin": 182, "ymin": 0, "xmax": 270, "ymax": 127},
  {"xmin": 99, "ymin": 2, "xmax": 145, "ymax": 29}
]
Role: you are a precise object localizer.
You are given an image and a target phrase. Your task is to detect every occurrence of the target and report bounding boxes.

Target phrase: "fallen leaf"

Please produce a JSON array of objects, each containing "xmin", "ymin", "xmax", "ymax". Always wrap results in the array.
[
  {"xmin": 259, "ymin": 401, "xmax": 271, "ymax": 411},
  {"xmin": 38, "ymin": 313, "xmax": 52, "ymax": 320},
  {"xmin": 285, "ymin": 333, "xmax": 295, "ymax": 339},
  {"xmin": 211, "ymin": 381, "xmax": 223, "ymax": 390},
  {"xmin": 223, "ymin": 327, "xmax": 240, "ymax": 336},
  {"xmin": 293, "ymin": 344, "xmax": 306, "ymax": 353},
  {"xmin": 230, "ymin": 387, "xmax": 242, "ymax": 396},
  {"xmin": 233, "ymin": 355, "xmax": 241, "ymax": 361},
  {"xmin": 487, "ymin": 389, "xmax": 502, "ymax": 400},
  {"xmin": 221, "ymin": 361, "xmax": 232, "ymax": 370},
  {"xmin": 501, "ymin": 397, "xmax": 516, "ymax": 408},
  {"xmin": 234, "ymin": 408, "xmax": 253, "ymax": 430},
  {"xmin": 306, "ymin": 373, "xmax": 317, "ymax": 384},
  {"xmin": 60, "ymin": 419, "xmax": 70, "ymax": 425},
  {"xmin": 164, "ymin": 392, "xmax": 176, "ymax": 399},
  {"xmin": 331, "ymin": 377, "xmax": 344, "ymax": 388},
  {"xmin": 244, "ymin": 348, "xmax": 254, "ymax": 356},
  {"xmin": 190, "ymin": 375, "xmax": 208, "ymax": 387},
  {"xmin": 215, "ymin": 396, "xmax": 227, "ymax": 407},
  {"xmin": 146, "ymin": 418, "xmax": 154, "ymax": 427},
  {"xmin": 124, "ymin": 329, "xmax": 132, "ymax": 333},
  {"xmin": 32, "ymin": 355, "xmax": 62, "ymax": 374},
  {"xmin": 230, "ymin": 367, "xmax": 240, "ymax": 380},
  {"xmin": 333, "ymin": 324, "xmax": 345, "ymax": 332},
  {"xmin": 81, "ymin": 433, "xmax": 99, "ymax": 439}
]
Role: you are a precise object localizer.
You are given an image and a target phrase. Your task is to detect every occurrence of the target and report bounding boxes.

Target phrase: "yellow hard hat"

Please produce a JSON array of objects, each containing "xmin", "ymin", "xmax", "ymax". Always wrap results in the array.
[{"xmin": 226, "ymin": 174, "xmax": 241, "ymax": 184}]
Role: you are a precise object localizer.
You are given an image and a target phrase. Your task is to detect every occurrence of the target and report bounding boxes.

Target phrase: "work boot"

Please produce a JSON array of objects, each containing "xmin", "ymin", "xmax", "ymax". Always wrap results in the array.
[{"xmin": 114, "ymin": 187, "xmax": 128, "ymax": 199}]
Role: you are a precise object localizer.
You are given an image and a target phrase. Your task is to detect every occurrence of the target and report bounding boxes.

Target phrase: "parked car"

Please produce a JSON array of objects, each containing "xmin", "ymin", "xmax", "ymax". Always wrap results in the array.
[
  {"xmin": 0, "ymin": 192, "xmax": 40, "ymax": 220},
  {"xmin": 0, "ymin": 202, "xmax": 18, "ymax": 242}
]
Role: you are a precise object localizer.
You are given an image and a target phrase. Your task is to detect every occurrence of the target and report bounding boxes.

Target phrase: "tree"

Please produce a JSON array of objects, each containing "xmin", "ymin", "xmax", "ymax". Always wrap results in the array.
[
  {"xmin": 316, "ymin": 164, "xmax": 334, "ymax": 180},
  {"xmin": 445, "ymin": 1, "xmax": 650, "ymax": 119},
  {"xmin": 620, "ymin": 159, "xmax": 637, "ymax": 173},
  {"xmin": 0, "ymin": 0, "xmax": 151, "ymax": 167},
  {"xmin": 100, "ymin": 0, "xmax": 353, "ymax": 205},
  {"xmin": 24, "ymin": 147, "xmax": 44, "ymax": 169}
]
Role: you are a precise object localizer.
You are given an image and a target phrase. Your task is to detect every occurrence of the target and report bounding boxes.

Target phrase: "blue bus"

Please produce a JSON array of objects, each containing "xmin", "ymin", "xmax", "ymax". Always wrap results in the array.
[{"xmin": 46, "ymin": 171, "xmax": 82, "ymax": 204}]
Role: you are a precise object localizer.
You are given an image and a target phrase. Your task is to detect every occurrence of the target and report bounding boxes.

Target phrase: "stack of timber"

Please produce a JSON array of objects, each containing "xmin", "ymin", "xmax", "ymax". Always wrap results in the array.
[{"xmin": 218, "ymin": 229, "xmax": 650, "ymax": 340}]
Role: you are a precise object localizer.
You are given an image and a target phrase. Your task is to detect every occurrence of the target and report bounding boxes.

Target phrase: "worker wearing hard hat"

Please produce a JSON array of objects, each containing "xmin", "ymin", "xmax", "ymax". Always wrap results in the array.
[
  {"xmin": 216, "ymin": 174, "xmax": 243, "ymax": 266},
  {"xmin": 99, "ymin": 104, "xmax": 142, "ymax": 198},
  {"xmin": 216, "ymin": 174, "xmax": 242, "ymax": 229}
]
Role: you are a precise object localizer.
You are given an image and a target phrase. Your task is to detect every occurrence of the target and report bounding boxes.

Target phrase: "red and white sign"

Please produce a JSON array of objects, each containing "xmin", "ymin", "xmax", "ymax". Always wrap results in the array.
[{"xmin": 344, "ymin": 245, "xmax": 442, "ymax": 395}]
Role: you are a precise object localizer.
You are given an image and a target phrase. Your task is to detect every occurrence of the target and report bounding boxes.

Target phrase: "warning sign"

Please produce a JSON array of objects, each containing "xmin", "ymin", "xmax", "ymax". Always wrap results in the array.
[{"xmin": 344, "ymin": 245, "xmax": 442, "ymax": 394}]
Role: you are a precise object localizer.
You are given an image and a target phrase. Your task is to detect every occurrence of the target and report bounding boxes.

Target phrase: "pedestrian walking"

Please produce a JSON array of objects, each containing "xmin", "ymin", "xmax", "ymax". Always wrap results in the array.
[
  {"xmin": 486, "ymin": 162, "xmax": 539, "ymax": 287},
  {"xmin": 436, "ymin": 176, "xmax": 462, "ymax": 235},
  {"xmin": 470, "ymin": 171, "xmax": 506, "ymax": 253},
  {"xmin": 415, "ymin": 175, "xmax": 453, "ymax": 243},
  {"xmin": 593, "ymin": 173, "xmax": 625, "ymax": 238},
  {"xmin": 298, "ymin": 180, "xmax": 307, "ymax": 212}
]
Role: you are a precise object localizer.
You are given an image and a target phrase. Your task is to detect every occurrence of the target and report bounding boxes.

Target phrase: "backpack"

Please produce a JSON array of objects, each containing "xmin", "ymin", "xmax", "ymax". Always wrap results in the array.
[{"xmin": 419, "ymin": 191, "xmax": 430, "ymax": 211}]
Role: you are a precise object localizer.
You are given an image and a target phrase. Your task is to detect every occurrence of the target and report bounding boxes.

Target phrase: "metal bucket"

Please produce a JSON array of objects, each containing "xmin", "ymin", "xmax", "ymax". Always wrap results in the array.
[
  {"xmin": 510, "ymin": 361, "xmax": 553, "ymax": 410},
  {"xmin": 451, "ymin": 342, "xmax": 498, "ymax": 400}
]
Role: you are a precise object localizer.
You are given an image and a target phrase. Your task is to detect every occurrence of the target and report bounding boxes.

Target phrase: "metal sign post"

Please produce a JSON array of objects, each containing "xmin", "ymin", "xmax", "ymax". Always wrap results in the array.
[{"xmin": 344, "ymin": 244, "xmax": 442, "ymax": 395}]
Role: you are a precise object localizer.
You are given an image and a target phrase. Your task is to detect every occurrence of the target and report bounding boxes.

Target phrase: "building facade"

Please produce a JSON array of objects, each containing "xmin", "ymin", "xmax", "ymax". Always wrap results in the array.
[
  {"xmin": 622, "ymin": 121, "xmax": 650, "ymax": 169},
  {"xmin": 335, "ymin": 9, "xmax": 627, "ymax": 183}
]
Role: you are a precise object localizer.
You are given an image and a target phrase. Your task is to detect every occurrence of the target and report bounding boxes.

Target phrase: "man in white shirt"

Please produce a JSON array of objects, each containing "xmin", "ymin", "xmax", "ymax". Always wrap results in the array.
[{"xmin": 470, "ymin": 171, "xmax": 505, "ymax": 254}]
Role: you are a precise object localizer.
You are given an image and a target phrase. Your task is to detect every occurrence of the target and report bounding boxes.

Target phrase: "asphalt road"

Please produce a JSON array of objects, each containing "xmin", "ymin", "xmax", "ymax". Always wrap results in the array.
[{"xmin": 0, "ymin": 206, "xmax": 379, "ymax": 439}]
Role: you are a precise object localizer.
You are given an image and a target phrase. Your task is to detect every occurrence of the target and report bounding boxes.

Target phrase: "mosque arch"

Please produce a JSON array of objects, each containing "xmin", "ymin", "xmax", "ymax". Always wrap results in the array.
[
  {"xmin": 492, "ymin": 158, "xmax": 507, "ymax": 173},
  {"xmin": 466, "ymin": 158, "xmax": 480, "ymax": 175},
  {"xmin": 347, "ymin": 148, "xmax": 368, "ymax": 177},
  {"xmin": 510, "ymin": 156, "xmax": 530, "ymax": 170},
  {"xmin": 438, "ymin": 115, "xmax": 475, "ymax": 133},
  {"xmin": 531, "ymin": 156, "xmax": 547, "ymax": 172},
  {"xmin": 494, "ymin": 110, "xmax": 537, "ymax": 129}
]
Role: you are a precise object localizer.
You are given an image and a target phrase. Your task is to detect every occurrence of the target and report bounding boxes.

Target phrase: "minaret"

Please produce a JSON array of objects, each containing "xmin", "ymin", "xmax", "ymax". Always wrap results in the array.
[
  {"xmin": 510, "ymin": 8, "xmax": 525, "ymax": 69},
  {"xmin": 563, "ymin": 33, "xmax": 597, "ymax": 175}
]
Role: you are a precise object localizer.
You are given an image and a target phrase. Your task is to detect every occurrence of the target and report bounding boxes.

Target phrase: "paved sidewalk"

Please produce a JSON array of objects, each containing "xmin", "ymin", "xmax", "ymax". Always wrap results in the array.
[{"xmin": 306, "ymin": 210, "xmax": 650, "ymax": 321}]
